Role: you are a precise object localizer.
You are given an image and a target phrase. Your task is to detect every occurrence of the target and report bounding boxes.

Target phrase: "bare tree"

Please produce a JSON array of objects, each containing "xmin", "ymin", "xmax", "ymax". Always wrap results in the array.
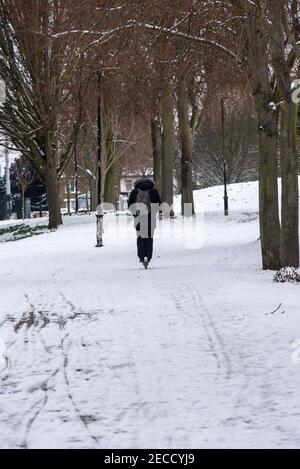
[
  {"xmin": 0, "ymin": 0, "xmax": 118, "ymax": 228},
  {"xmin": 126, "ymin": 0, "xmax": 285, "ymax": 269},
  {"xmin": 265, "ymin": 0, "xmax": 299, "ymax": 267},
  {"xmin": 194, "ymin": 95, "xmax": 258, "ymax": 187}
]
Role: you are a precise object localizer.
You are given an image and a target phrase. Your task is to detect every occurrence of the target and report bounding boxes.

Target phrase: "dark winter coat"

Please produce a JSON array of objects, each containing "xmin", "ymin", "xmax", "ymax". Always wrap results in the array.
[{"xmin": 128, "ymin": 178, "xmax": 161, "ymax": 235}]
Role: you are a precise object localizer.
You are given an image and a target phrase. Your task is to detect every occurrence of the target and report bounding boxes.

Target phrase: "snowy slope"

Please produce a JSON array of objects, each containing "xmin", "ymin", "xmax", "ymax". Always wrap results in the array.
[{"xmin": 0, "ymin": 180, "xmax": 300, "ymax": 449}]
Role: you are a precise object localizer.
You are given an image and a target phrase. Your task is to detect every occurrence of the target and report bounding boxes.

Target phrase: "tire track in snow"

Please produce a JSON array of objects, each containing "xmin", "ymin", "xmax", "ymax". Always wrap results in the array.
[
  {"xmin": 22, "ymin": 294, "xmax": 52, "ymax": 354},
  {"xmin": 184, "ymin": 283, "xmax": 260, "ymax": 434},
  {"xmin": 173, "ymin": 286, "xmax": 222, "ymax": 378},
  {"xmin": 168, "ymin": 282, "xmax": 222, "ymax": 380},
  {"xmin": 1, "ymin": 290, "xmax": 102, "ymax": 448},
  {"xmin": 18, "ymin": 367, "xmax": 60, "ymax": 449},
  {"xmin": 169, "ymin": 281, "xmax": 232, "ymax": 382},
  {"xmin": 61, "ymin": 333, "xmax": 101, "ymax": 447},
  {"xmin": 9, "ymin": 293, "xmax": 63, "ymax": 448},
  {"xmin": 187, "ymin": 282, "xmax": 232, "ymax": 380},
  {"xmin": 58, "ymin": 293, "xmax": 102, "ymax": 447}
]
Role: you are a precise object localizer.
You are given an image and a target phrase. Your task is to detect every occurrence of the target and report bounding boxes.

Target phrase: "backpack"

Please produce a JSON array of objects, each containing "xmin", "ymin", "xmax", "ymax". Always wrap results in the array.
[{"xmin": 136, "ymin": 188, "xmax": 151, "ymax": 213}]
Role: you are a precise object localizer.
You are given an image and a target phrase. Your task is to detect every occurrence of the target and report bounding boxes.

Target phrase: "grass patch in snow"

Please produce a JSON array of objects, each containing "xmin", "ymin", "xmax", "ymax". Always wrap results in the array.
[{"xmin": 0, "ymin": 223, "xmax": 49, "ymax": 242}]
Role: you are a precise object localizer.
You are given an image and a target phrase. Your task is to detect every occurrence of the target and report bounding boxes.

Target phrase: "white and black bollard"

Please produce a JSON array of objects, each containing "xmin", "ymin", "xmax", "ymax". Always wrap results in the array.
[{"xmin": 96, "ymin": 204, "xmax": 104, "ymax": 247}]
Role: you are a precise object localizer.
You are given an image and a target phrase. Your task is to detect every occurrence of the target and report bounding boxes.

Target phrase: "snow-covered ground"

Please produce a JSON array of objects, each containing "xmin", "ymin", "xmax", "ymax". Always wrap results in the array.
[{"xmin": 0, "ymin": 180, "xmax": 300, "ymax": 449}]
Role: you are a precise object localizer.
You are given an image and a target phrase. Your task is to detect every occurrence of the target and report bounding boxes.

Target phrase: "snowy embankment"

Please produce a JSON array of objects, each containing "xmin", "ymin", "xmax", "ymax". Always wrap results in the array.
[{"xmin": 0, "ymin": 180, "xmax": 300, "ymax": 449}]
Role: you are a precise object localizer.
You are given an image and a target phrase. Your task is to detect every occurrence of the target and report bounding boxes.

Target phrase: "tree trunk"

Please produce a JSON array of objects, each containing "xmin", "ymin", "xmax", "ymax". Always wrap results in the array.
[
  {"xmin": 246, "ymin": 5, "xmax": 281, "ymax": 270},
  {"xmin": 280, "ymin": 102, "xmax": 299, "ymax": 267},
  {"xmin": 66, "ymin": 177, "xmax": 71, "ymax": 215},
  {"xmin": 266, "ymin": 0, "xmax": 299, "ymax": 267},
  {"xmin": 104, "ymin": 161, "xmax": 117, "ymax": 205},
  {"xmin": 104, "ymin": 124, "xmax": 117, "ymax": 206},
  {"xmin": 177, "ymin": 77, "xmax": 195, "ymax": 216},
  {"xmin": 161, "ymin": 91, "xmax": 175, "ymax": 216},
  {"xmin": 257, "ymin": 114, "xmax": 281, "ymax": 270},
  {"xmin": 45, "ymin": 161, "xmax": 62, "ymax": 229},
  {"xmin": 151, "ymin": 117, "xmax": 162, "ymax": 193}
]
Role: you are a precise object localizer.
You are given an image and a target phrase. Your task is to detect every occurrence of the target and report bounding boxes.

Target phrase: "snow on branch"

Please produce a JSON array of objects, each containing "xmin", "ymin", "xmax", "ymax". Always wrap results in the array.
[
  {"xmin": 49, "ymin": 20, "xmax": 239, "ymax": 62},
  {"xmin": 126, "ymin": 20, "xmax": 239, "ymax": 61}
]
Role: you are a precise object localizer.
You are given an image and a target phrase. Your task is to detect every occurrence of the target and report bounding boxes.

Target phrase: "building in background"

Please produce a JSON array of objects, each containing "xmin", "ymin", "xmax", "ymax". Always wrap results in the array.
[
  {"xmin": 118, "ymin": 171, "xmax": 154, "ymax": 212},
  {"xmin": 59, "ymin": 175, "xmax": 91, "ymax": 214}
]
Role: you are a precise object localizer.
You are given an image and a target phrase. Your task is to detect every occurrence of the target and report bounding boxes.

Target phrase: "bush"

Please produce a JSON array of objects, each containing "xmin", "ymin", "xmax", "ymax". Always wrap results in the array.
[
  {"xmin": 0, "ymin": 223, "xmax": 48, "ymax": 242},
  {"xmin": 273, "ymin": 267, "xmax": 300, "ymax": 283}
]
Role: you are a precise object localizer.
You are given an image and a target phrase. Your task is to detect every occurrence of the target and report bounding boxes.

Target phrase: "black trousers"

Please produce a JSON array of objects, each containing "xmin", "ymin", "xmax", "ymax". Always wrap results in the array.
[{"xmin": 137, "ymin": 236, "xmax": 154, "ymax": 261}]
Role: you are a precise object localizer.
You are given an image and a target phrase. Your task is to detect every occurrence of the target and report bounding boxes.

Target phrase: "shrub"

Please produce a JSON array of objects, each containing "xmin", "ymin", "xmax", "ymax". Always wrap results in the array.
[{"xmin": 273, "ymin": 267, "xmax": 300, "ymax": 283}]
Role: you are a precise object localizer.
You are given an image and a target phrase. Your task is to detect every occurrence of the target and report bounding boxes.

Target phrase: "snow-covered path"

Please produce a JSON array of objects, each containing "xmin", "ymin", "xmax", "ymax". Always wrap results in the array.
[{"xmin": 1, "ymin": 182, "xmax": 300, "ymax": 449}]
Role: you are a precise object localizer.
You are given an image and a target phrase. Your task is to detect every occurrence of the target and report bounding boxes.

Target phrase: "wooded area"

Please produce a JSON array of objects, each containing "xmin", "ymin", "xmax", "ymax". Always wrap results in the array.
[{"xmin": 0, "ymin": 0, "xmax": 300, "ymax": 269}]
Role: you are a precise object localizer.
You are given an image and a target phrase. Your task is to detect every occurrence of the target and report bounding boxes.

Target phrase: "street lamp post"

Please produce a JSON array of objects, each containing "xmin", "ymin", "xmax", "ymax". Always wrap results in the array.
[
  {"xmin": 1, "ymin": 82, "xmax": 11, "ymax": 219},
  {"xmin": 96, "ymin": 70, "xmax": 104, "ymax": 247},
  {"xmin": 73, "ymin": 122, "xmax": 79, "ymax": 214},
  {"xmin": 4, "ymin": 141, "xmax": 11, "ymax": 219},
  {"xmin": 221, "ymin": 98, "xmax": 229, "ymax": 216}
]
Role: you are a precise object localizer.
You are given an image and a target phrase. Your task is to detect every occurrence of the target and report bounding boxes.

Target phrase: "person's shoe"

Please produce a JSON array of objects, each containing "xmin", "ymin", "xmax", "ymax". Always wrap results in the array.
[{"xmin": 143, "ymin": 256, "xmax": 149, "ymax": 269}]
